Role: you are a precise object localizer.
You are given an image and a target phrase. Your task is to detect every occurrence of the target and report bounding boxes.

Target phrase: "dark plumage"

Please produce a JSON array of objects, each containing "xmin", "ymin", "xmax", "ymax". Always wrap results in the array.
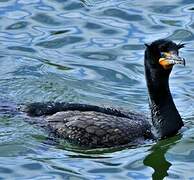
[{"xmin": 21, "ymin": 39, "xmax": 185, "ymax": 148}]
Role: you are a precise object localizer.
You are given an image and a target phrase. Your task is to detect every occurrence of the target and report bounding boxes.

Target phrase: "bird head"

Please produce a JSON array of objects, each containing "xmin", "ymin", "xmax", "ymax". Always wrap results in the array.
[{"xmin": 145, "ymin": 39, "xmax": 185, "ymax": 72}]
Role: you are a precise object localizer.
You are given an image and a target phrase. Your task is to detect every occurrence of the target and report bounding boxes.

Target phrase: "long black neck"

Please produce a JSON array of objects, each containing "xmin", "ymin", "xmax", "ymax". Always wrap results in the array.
[{"xmin": 145, "ymin": 50, "xmax": 183, "ymax": 138}]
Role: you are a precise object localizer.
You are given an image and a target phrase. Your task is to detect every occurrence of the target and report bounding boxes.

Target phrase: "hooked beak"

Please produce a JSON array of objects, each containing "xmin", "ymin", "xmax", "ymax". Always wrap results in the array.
[{"xmin": 159, "ymin": 51, "xmax": 185, "ymax": 69}]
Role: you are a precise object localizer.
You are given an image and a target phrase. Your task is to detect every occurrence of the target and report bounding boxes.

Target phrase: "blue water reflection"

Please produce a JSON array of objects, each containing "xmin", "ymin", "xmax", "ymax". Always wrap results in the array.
[{"xmin": 0, "ymin": 0, "xmax": 194, "ymax": 179}]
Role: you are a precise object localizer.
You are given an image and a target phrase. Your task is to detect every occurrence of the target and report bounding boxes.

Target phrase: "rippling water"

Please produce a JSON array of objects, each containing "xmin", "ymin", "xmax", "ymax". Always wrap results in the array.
[{"xmin": 0, "ymin": 0, "xmax": 194, "ymax": 179}]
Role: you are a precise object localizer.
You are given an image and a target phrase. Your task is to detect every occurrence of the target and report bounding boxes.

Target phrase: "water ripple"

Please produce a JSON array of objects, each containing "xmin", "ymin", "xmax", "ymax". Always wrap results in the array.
[{"xmin": 0, "ymin": 0, "xmax": 194, "ymax": 179}]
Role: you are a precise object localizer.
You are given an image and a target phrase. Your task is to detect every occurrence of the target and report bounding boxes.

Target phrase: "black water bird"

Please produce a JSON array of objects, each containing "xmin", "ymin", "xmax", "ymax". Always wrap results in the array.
[{"xmin": 22, "ymin": 39, "xmax": 185, "ymax": 148}]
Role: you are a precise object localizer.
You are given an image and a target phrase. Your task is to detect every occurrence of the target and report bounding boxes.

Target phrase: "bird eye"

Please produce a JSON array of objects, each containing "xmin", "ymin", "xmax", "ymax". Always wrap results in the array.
[{"xmin": 160, "ymin": 52, "xmax": 165, "ymax": 57}]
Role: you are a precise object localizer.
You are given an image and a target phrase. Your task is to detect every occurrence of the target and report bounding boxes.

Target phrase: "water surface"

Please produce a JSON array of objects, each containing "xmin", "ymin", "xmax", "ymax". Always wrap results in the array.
[{"xmin": 0, "ymin": 0, "xmax": 194, "ymax": 179}]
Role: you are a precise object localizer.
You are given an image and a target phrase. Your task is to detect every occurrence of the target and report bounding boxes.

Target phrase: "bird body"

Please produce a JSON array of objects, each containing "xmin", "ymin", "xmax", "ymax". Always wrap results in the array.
[
  {"xmin": 45, "ymin": 110, "xmax": 152, "ymax": 148},
  {"xmin": 22, "ymin": 102, "xmax": 153, "ymax": 148}
]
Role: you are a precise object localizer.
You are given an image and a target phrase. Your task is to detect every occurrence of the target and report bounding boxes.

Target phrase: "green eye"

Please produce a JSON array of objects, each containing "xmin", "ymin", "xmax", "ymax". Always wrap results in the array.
[{"xmin": 160, "ymin": 52, "xmax": 165, "ymax": 57}]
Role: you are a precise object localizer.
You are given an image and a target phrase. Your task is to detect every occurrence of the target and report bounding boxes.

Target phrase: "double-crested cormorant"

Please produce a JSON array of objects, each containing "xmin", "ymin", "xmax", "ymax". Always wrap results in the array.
[{"xmin": 21, "ymin": 39, "xmax": 185, "ymax": 148}]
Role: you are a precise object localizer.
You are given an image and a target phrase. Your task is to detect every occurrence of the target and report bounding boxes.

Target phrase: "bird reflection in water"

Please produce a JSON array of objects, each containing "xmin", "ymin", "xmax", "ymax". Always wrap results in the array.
[{"xmin": 144, "ymin": 134, "xmax": 182, "ymax": 180}]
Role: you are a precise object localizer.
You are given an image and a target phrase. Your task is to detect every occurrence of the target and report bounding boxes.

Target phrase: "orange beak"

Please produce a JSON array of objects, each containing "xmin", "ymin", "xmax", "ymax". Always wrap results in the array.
[{"xmin": 159, "ymin": 51, "xmax": 185, "ymax": 69}]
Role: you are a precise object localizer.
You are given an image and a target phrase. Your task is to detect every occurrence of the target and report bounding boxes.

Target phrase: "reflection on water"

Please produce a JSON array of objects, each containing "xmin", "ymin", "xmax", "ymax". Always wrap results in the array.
[
  {"xmin": 144, "ymin": 135, "xmax": 182, "ymax": 180},
  {"xmin": 0, "ymin": 0, "xmax": 194, "ymax": 179}
]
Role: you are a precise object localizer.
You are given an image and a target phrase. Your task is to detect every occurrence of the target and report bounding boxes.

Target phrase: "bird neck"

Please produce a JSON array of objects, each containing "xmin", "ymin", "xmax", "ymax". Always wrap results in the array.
[{"xmin": 145, "ymin": 66, "xmax": 183, "ymax": 139}]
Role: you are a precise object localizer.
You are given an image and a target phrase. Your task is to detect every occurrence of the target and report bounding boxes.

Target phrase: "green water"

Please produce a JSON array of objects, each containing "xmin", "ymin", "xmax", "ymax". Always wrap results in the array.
[{"xmin": 0, "ymin": 0, "xmax": 194, "ymax": 179}]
